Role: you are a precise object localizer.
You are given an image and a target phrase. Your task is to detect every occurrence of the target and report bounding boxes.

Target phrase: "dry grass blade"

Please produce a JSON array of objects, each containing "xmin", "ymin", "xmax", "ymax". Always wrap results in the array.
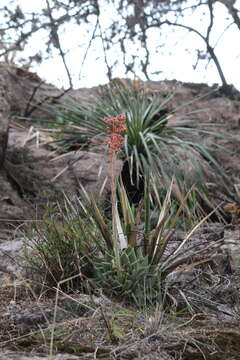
[
  {"xmin": 153, "ymin": 184, "xmax": 197, "ymax": 265},
  {"xmin": 149, "ymin": 180, "xmax": 173, "ymax": 262},
  {"xmin": 49, "ymin": 273, "xmax": 95, "ymax": 360},
  {"xmin": 78, "ymin": 182, "xmax": 113, "ymax": 251},
  {"xmin": 168, "ymin": 207, "xmax": 218, "ymax": 262},
  {"xmin": 118, "ymin": 178, "xmax": 134, "ymax": 226},
  {"xmin": 91, "ymin": 198, "xmax": 113, "ymax": 250},
  {"xmin": 163, "ymin": 244, "xmax": 222, "ymax": 277}
]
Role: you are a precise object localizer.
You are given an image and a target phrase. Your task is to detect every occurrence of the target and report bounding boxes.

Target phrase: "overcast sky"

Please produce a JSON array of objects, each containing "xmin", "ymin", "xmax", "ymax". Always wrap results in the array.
[{"xmin": 6, "ymin": 0, "xmax": 240, "ymax": 90}]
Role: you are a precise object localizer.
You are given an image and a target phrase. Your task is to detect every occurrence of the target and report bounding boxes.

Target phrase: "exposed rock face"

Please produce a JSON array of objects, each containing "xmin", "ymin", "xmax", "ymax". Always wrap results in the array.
[
  {"xmin": 0, "ymin": 62, "xmax": 97, "ymax": 122},
  {"xmin": 0, "ymin": 63, "xmax": 112, "ymax": 233},
  {"xmin": 0, "ymin": 63, "xmax": 62, "ymax": 119},
  {"xmin": 0, "ymin": 128, "xmax": 122, "ymax": 236}
]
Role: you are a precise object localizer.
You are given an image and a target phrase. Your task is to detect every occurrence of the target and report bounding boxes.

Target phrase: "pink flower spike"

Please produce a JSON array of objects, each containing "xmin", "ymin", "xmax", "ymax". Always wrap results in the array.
[{"xmin": 104, "ymin": 114, "xmax": 126, "ymax": 152}]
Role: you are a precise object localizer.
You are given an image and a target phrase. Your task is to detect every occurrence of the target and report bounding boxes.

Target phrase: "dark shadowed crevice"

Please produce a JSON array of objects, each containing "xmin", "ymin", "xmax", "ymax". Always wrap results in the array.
[{"xmin": 121, "ymin": 160, "xmax": 145, "ymax": 205}]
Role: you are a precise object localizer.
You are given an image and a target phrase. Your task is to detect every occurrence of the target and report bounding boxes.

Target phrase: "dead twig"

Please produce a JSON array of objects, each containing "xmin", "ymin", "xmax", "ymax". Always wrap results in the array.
[{"xmin": 45, "ymin": 0, "xmax": 73, "ymax": 89}]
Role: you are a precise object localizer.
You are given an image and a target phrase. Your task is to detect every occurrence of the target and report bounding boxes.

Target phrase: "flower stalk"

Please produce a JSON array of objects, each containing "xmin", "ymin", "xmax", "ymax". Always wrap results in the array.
[{"xmin": 104, "ymin": 114, "xmax": 127, "ymax": 266}]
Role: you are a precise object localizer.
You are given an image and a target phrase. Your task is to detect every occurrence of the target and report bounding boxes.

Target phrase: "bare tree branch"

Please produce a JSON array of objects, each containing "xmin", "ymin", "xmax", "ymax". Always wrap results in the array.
[
  {"xmin": 217, "ymin": 0, "xmax": 240, "ymax": 31},
  {"xmin": 23, "ymin": 86, "xmax": 72, "ymax": 118},
  {"xmin": 0, "ymin": 0, "xmax": 238, "ymax": 90},
  {"xmin": 98, "ymin": 21, "xmax": 113, "ymax": 81},
  {"xmin": 164, "ymin": 20, "xmax": 228, "ymax": 87},
  {"xmin": 45, "ymin": 0, "xmax": 73, "ymax": 89},
  {"xmin": 78, "ymin": 17, "xmax": 99, "ymax": 81}
]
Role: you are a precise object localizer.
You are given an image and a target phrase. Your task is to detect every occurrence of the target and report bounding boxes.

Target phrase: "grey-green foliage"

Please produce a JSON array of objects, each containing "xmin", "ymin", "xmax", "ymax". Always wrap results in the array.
[
  {"xmin": 24, "ymin": 202, "xmax": 97, "ymax": 290},
  {"xmin": 24, "ymin": 178, "xmax": 219, "ymax": 308},
  {"xmin": 54, "ymin": 80, "xmax": 230, "ymax": 198}
]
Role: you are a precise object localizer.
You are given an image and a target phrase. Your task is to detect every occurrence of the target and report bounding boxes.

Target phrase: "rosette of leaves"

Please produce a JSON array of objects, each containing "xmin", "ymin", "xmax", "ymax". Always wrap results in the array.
[
  {"xmin": 24, "ymin": 179, "xmax": 221, "ymax": 308},
  {"xmin": 53, "ymin": 80, "xmax": 232, "ymax": 206},
  {"xmin": 75, "ymin": 179, "xmax": 217, "ymax": 308}
]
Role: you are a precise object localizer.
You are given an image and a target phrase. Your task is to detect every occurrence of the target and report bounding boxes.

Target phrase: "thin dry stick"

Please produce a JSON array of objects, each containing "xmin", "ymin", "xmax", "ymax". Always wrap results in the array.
[
  {"xmin": 49, "ymin": 273, "xmax": 83, "ymax": 359},
  {"xmin": 110, "ymin": 151, "xmax": 120, "ymax": 266}
]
